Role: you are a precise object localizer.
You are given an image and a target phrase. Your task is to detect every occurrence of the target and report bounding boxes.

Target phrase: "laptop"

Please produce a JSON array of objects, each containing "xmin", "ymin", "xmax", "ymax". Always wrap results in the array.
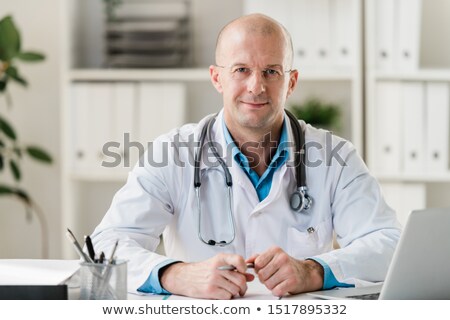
[{"xmin": 308, "ymin": 208, "xmax": 450, "ymax": 300}]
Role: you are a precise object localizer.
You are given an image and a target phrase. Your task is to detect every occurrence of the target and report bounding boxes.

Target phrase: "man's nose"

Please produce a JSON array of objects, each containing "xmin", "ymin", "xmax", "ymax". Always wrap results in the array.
[{"xmin": 246, "ymin": 70, "xmax": 266, "ymax": 95}]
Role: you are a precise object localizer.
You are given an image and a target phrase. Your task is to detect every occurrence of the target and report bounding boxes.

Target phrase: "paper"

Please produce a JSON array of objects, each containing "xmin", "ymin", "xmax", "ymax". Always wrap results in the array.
[{"xmin": 0, "ymin": 260, "xmax": 80, "ymax": 285}]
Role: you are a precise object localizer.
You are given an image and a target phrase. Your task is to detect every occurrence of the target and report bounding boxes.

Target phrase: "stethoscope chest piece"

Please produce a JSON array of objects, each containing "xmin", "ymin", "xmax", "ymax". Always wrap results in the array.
[{"xmin": 290, "ymin": 186, "xmax": 312, "ymax": 212}]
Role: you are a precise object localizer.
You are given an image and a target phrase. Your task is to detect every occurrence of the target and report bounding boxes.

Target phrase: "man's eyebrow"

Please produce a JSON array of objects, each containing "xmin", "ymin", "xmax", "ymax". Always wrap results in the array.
[{"xmin": 228, "ymin": 63, "xmax": 284, "ymax": 68}]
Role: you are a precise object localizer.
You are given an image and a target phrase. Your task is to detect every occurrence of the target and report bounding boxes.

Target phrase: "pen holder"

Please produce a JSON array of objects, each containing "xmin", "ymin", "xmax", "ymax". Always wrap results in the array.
[{"xmin": 79, "ymin": 260, "xmax": 127, "ymax": 300}]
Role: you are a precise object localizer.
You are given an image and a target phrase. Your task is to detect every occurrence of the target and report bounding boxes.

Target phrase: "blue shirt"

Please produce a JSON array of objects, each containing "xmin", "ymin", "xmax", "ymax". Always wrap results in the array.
[{"xmin": 138, "ymin": 118, "xmax": 352, "ymax": 294}]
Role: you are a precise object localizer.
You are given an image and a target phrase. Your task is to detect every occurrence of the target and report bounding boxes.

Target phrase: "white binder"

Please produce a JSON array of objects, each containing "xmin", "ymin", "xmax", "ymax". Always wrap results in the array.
[
  {"xmin": 137, "ymin": 83, "xmax": 186, "ymax": 150},
  {"xmin": 243, "ymin": 0, "xmax": 289, "ymax": 25},
  {"xmin": 374, "ymin": 0, "xmax": 396, "ymax": 70},
  {"xmin": 381, "ymin": 182, "xmax": 426, "ymax": 227},
  {"xmin": 308, "ymin": 0, "xmax": 332, "ymax": 68},
  {"xmin": 112, "ymin": 83, "xmax": 137, "ymax": 170},
  {"xmin": 71, "ymin": 83, "xmax": 90, "ymax": 172},
  {"xmin": 425, "ymin": 82, "xmax": 450, "ymax": 172},
  {"xmin": 88, "ymin": 83, "xmax": 114, "ymax": 173},
  {"xmin": 374, "ymin": 82, "xmax": 402, "ymax": 174},
  {"xmin": 396, "ymin": 0, "xmax": 422, "ymax": 71},
  {"xmin": 290, "ymin": 0, "xmax": 313, "ymax": 68},
  {"xmin": 330, "ymin": 0, "xmax": 356, "ymax": 68},
  {"xmin": 401, "ymin": 82, "xmax": 425, "ymax": 173}
]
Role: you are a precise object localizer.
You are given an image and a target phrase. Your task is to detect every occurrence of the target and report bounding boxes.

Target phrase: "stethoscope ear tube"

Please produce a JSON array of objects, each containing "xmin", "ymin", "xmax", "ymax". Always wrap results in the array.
[{"xmin": 285, "ymin": 109, "xmax": 312, "ymax": 213}]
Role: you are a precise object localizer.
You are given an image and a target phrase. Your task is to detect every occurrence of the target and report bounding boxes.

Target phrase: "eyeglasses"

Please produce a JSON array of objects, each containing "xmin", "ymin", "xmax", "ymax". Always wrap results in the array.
[{"xmin": 215, "ymin": 65, "xmax": 292, "ymax": 82}]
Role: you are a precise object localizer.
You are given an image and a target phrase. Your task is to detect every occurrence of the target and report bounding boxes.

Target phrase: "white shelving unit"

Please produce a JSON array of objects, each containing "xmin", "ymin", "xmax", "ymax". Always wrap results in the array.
[
  {"xmin": 365, "ymin": 0, "xmax": 450, "ymax": 226},
  {"xmin": 61, "ymin": 0, "xmax": 364, "ymax": 258}
]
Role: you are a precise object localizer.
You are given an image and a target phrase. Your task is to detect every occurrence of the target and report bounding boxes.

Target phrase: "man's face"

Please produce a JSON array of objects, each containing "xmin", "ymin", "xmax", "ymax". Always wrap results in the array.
[{"xmin": 210, "ymin": 28, "xmax": 298, "ymax": 134}]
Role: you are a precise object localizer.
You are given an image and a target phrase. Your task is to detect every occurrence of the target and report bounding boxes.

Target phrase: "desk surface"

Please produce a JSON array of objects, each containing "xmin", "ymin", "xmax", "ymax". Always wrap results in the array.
[{"xmin": 1, "ymin": 259, "xmax": 314, "ymax": 300}]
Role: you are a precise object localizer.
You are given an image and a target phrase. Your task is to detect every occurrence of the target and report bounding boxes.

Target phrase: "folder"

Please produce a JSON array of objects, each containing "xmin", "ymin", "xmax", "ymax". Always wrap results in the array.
[
  {"xmin": 330, "ymin": 0, "xmax": 356, "ymax": 68},
  {"xmin": 374, "ymin": 82, "xmax": 402, "ymax": 174},
  {"xmin": 0, "ymin": 285, "xmax": 68, "ymax": 300},
  {"xmin": 374, "ymin": 0, "xmax": 396, "ymax": 70},
  {"xmin": 396, "ymin": 0, "xmax": 422, "ymax": 71},
  {"xmin": 425, "ymin": 82, "xmax": 450, "ymax": 173},
  {"xmin": 401, "ymin": 82, "xmax": 425, "ymax": 173}
]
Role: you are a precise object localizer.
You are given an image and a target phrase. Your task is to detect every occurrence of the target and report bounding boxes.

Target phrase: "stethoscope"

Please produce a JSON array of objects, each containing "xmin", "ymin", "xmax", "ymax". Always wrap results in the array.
[{"xmin": 194, "ymin": 109, "xmax": 312, "ymax": 246}]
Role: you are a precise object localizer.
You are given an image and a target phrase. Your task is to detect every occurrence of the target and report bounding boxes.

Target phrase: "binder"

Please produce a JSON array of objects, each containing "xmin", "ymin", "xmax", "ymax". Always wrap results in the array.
[
  {"xmin": 137, "ymin": 83, "xmax": 186, "ymax": 150},
  {"xmin": 396, "ymin": 0, "xmax": 422, "ymax": 71},
  {"xmin": 89, "ymin": 83, "xmax": 114, "ymax": 173},
  {"xmin": 243, "ymin": 0, "xmax": 289, "ymax": 25},
  {"xmin": 112, "ymin": 83, "xmax": 137, "ymax": 170},
  {"xmin": 374, "ymin": 82, "xmax": 402, "ymax": 174},
  {"xmin": 290, "ymin": 0, "xmax": 313, "ymax": 67},
  {"xmin": 401, "ymin": 82, "xmax": 425, "ymax": 173},
  {"xmin": 71, "ymin": 83, "xmax": 114, "ymax": 173},
  {"xmin": 308, "ymin": 0, "xmax": 332, "ymax": 68},
  {"xmin": 374, "ymin": 0, "xmax": 396, "ymax": 70},
  {"xmin": 425, "ymin": 82, "xmax": 450, "ymax": 172},
  {"xmin": 381, "ymin": 183, "xmax": 426, "ymax": 226},
  {"xmin": 330, "ymin": 0, "xmax": 356, "ymax": 68},
  {"xmin": 71, "ymin": 83, "xmax": 90, "ymax": 172}
]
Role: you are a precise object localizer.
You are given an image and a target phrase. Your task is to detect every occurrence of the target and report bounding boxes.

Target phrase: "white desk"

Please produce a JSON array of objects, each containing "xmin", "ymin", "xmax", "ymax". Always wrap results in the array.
[{"xmin": 0, "ymin": 259, "xmax": 313, "ymax": 300}]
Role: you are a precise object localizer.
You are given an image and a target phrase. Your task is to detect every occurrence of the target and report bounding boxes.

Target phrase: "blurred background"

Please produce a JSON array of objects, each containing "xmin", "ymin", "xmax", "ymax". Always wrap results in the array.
[{"xmin": 1, "ymin": 0, "xmax": 450, "ymax": 259}]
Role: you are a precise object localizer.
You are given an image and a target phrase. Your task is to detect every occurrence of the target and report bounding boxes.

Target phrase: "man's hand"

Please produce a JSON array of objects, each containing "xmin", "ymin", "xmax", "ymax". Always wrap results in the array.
[
  {"xmin": 160, "ymin": 253, "xmax": 255, "ymax": 299},
  {"xmin": 247, "ymin": 246, "xmax": 324, "ymax": 297}
]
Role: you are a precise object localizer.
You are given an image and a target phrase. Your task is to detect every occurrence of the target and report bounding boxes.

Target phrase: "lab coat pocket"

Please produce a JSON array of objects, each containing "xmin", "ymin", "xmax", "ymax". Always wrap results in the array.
[{"xmin": 287, "ymin": 217, "xmax": 333, "ymax": 259}]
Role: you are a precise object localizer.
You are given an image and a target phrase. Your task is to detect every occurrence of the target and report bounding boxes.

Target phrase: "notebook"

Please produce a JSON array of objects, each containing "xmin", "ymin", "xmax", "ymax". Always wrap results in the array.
[{"xmin": 308, "ymin": 208, "xmax": 450, "ymax": 300}]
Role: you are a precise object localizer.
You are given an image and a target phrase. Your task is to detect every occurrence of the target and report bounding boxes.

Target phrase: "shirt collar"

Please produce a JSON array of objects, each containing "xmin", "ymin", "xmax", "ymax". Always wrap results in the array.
[{"xmin": 221, "ymin": 115, "xmax": 290, "ymax": 171}]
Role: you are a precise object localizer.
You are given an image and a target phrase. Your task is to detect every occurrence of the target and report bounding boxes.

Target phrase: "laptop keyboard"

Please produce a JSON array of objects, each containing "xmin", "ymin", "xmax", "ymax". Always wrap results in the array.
[{"xmin": 347, "ymin": 292, "xmax": 380, "ymax": 300}]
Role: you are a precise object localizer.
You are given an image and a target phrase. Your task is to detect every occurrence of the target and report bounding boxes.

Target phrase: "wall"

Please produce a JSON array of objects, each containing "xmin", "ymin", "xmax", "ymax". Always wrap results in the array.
[{"xmin": 0, "ymin": 0, "xmax": 62, "ymax": 258}]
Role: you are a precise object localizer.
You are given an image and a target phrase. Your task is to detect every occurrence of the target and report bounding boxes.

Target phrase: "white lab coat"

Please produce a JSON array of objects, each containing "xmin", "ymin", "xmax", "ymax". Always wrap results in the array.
[{"xmin": 91, "ymin": 110, "xmax": 401, "ymax": 292}]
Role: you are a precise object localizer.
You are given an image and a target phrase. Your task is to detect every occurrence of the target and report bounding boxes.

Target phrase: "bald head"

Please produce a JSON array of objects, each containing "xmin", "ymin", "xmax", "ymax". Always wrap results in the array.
[{"xmin": 215, "ymin": 14, "xmax": 294, "ymax": 68}]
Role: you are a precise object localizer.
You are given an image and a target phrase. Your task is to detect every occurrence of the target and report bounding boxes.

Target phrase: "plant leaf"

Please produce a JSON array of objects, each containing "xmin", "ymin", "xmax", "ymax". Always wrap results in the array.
[
  {"xmin": 9, "ymin": 159, "xmax": 21, "ymax": 181},
  {"xmin": 5, "ymin": 66, "xmax": 27, "ymax": 87},
  {"xmin": 26, "ymin": 146, "xmax": 52, "ymax": 163},
  {"xmin": 0, "ymin": 184, "xmax": 15, "ymax": 195},
  {"xmin": 0, "ymin": 16, "xmax": 21, "ymax": 61},
  {"xmin": 16, "ymin": 51, "xmax": 45, "ymax": 62},
  {"xmin": 0, "ymin": 115, "xmax": 17, "ymax": 140},
  {"xmin": 15, "ymin": 188, "xmax": 31, "ymax": 206},
  {"xmin": 13, "ymin": 147, "xmax": 22, "ymax": 158},
  {"xmin": 0, "ymin": 78, "xmax": 7, "ymax": 92}
]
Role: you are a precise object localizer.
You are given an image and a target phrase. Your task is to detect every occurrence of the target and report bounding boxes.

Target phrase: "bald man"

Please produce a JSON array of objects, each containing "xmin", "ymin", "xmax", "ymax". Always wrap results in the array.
[{"xmin": 92, "ymin": 14, "xmax": 401, "ymax": 299}]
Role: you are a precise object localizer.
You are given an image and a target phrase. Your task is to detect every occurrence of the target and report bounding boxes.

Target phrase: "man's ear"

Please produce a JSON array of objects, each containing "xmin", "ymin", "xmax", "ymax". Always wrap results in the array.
[
  {"xmin": 209, "ymin": 65, "xmax": 223, "ymax": 93},
  {"xmin": 286, "ymin": 69, "xmax": 299, "ymax": 98}
]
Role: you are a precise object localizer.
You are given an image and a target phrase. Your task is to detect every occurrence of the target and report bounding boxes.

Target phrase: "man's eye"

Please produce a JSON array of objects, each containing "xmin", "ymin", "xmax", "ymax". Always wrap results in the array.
[
  {"xmin": 264, "ymin": 69, "xmax": 279, "ymax": 76},
  {"xmin": 235, "ymin": 67, "xmax": 249, "ymax": 73}
]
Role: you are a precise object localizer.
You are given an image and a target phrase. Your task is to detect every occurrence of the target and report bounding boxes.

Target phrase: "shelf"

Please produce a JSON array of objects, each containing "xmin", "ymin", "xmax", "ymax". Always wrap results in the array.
[
  {"xmin": 68, "ymin": 67, "xmax": 355, "ymax": 82},
  {"xmin": 374, "ymin": 69, "xmax": 450, "ymax": 81},
  {"xmin": 68, "ymin": 68, "xmax": 211, "ymax": 82},
  {"xmin": 375, "ymin": 172, "xmax": 450, "ymax": 183},
  {"xmin": 69, "ymin": 171, "xmax": 129, "ymax": 182}
]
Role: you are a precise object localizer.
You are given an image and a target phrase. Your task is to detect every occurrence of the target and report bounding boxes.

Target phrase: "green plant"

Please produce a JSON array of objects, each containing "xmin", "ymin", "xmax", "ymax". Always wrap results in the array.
[
  {"xmin": 0, "ymin": 15, "xmax": 53, "ymax": 258},
  {"xmin": 289, "ymin": 98, "xmax": 341, "ymax": 130}
]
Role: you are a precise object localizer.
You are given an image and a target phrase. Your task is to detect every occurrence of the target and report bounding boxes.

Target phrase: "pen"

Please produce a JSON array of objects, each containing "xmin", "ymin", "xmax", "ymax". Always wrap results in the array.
[
  {"xmin": 217, "ymin": 263, "xmax": 255, "ymax": 271},
  {"xmin": 84, "ymin": 235, "xmax": 96, "ymax": 261},
  {"xmin": 99, "ymin": 251, "xmax": 105, "ymax": 264},
  {"xmin": 66, "ymin": 228, "xmax": 94, "ymax": 263},
  {"xmin": 108, "ymin": 240, "xmax": 119, "ymax": 264}
]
